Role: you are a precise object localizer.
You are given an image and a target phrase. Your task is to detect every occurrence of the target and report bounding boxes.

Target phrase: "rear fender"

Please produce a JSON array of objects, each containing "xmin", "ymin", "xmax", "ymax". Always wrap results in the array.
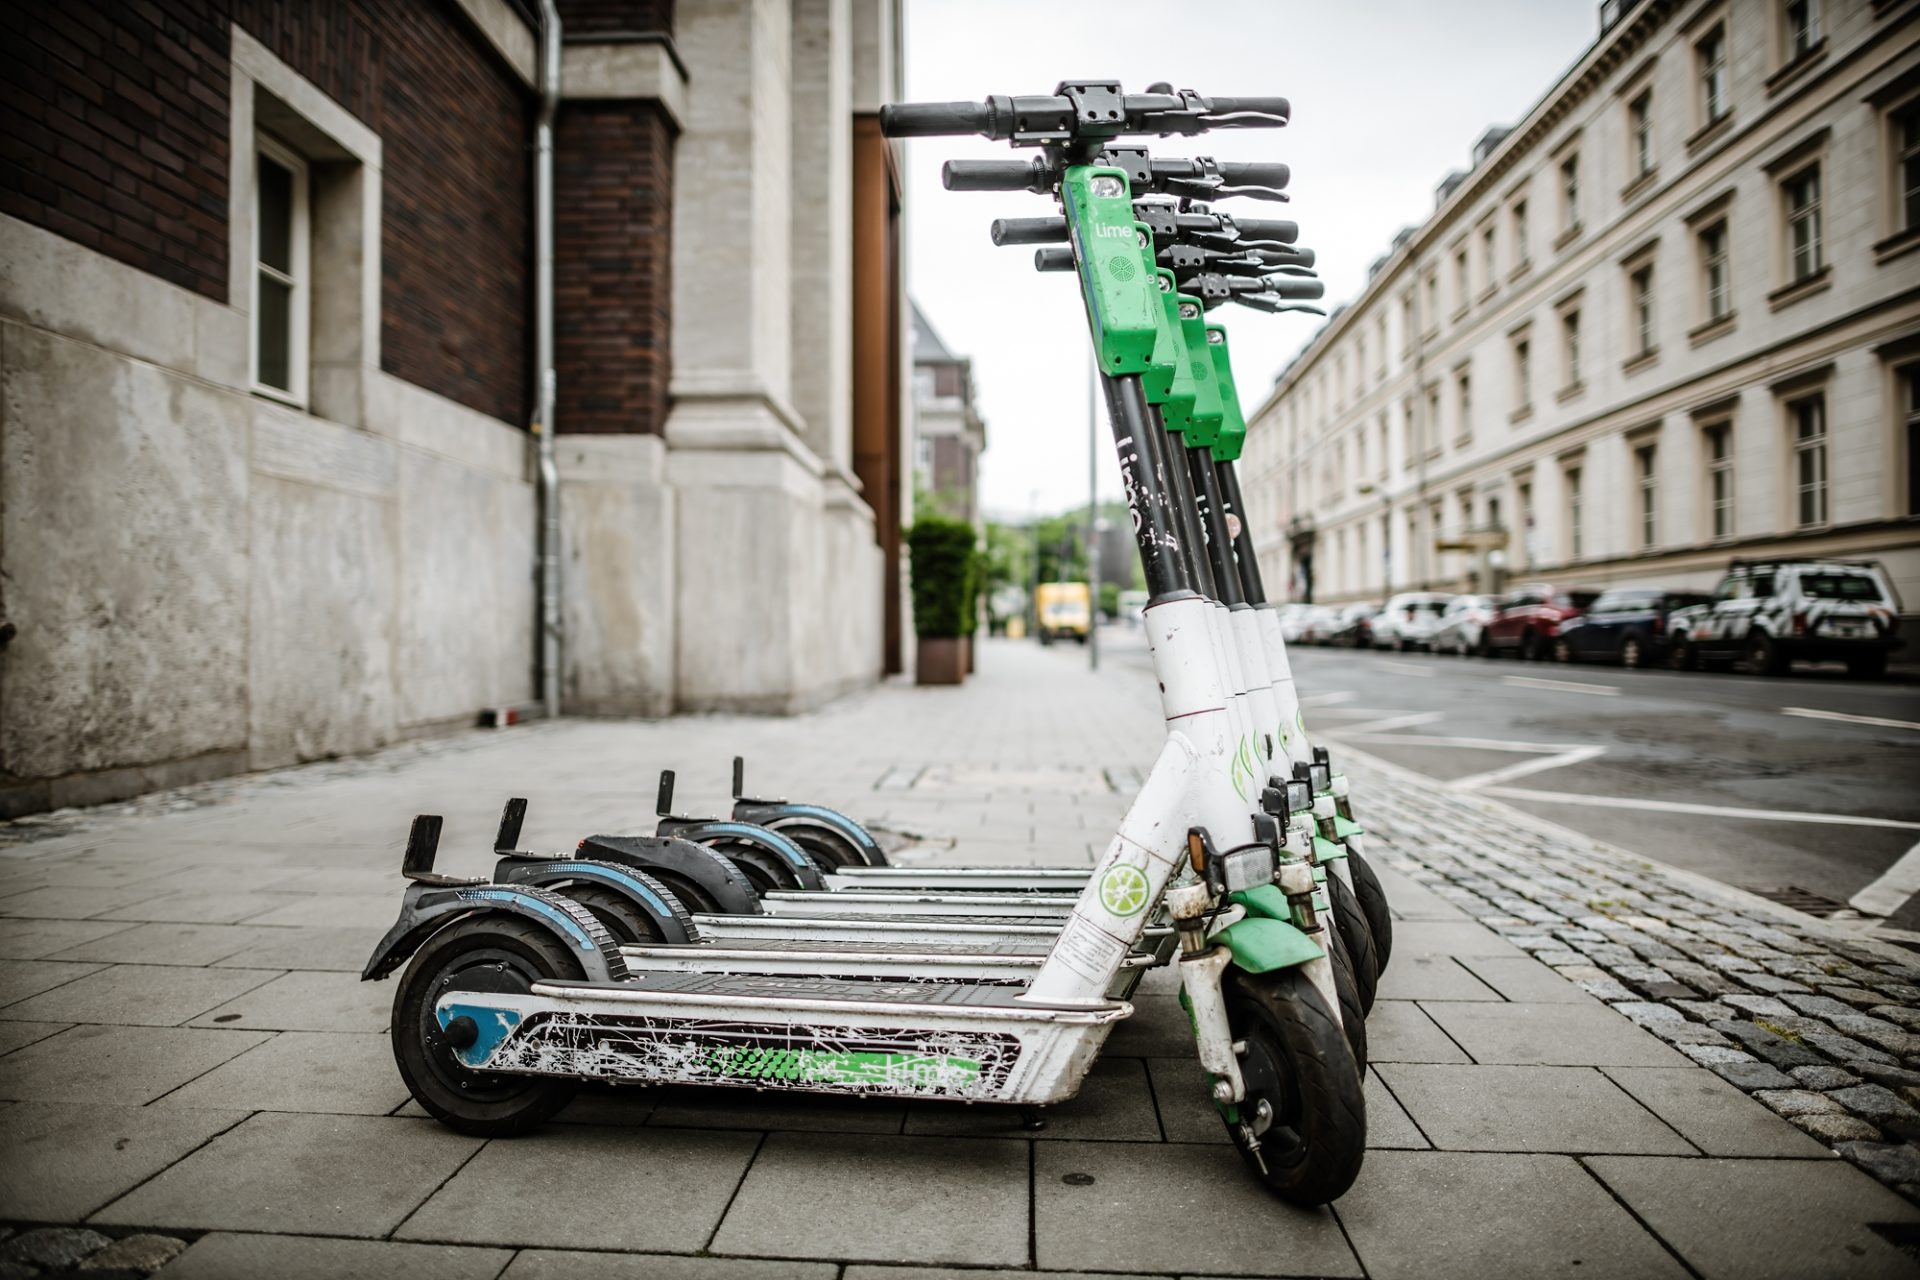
[
  {"xmin": 738, "ymin": 801, "xmax": 890, "ymax": 867},
  {"xmin": 495, "ymin": 859, "xmax": 700, "ymax": 943},
  {"xmin": 360, "ymin": 882, "xmax": 628, "ymax": 983},
  {"xmin": 673, "ymin": 821, "xmax": 826, "ymax": 891},
  {"xmin": 578, "ymin": 833, "xmax": 762, "ymax": 914}
]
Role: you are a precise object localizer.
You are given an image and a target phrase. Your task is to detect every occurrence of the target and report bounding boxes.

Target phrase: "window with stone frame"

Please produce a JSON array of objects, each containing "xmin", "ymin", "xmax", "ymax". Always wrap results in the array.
[
  {"xmin": 1635, "ymin": 442, "xmax": 1658, "ymax": 548},
  {"xmin": 1790, "ymin": 392, "xmax": 1828, "ymax": 528},
  {"xmin": 1629, "ymin": 90, "xmax": 1655, "ymax": 179},
  {"xmin": 1703, "ymin": 420, "xmax": 1735, "ymax": 540},
  {"xmin": 1783, "ymin": 164, "xmax": 1823, "ymax": 281},
  {"xmin": 251, "ymin": 134, "xmax": 310, "ymax": 406},
  {"xmin": 1699, "ymin": 219, "xmax": 1731, "ymax": 323},
  {"xmin": 1698, "ymin": 25, "xmax": 1729, "ymax": 124}
]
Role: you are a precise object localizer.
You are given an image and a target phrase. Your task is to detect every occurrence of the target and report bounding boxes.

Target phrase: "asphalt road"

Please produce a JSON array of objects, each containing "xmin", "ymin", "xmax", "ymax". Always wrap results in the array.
[{"xmin": 1092, "ymin": 622, "xmax": 1920, "ymax": 928}]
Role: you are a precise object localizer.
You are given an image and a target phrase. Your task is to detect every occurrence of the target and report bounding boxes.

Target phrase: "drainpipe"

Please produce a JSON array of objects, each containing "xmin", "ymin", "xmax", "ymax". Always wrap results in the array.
[{"xmin": 533, "ymin": 0, "xmax": 562, "ymax": 719}]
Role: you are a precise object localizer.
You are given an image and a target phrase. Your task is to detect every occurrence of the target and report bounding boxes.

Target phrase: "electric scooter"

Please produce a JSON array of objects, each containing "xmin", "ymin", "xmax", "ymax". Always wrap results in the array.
[{"xmin": 369, "ymin": 81, "xmax": 1367, "ymax": 1204}]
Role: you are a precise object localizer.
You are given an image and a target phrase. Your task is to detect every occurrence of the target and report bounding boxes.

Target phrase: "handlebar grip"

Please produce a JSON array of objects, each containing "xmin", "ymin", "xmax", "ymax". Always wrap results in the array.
[
  {"xmin": 879, "ymin": 99, "xmax": 996, "ymax": 138},
  {"xmin": 991, "ymin": 217, "xmax": 1069, "ymax": 246},
  {"xmin": 945, "ymin": 159, "xmax": 1049, "ymax": 193},
  {"xmin": 1033, "ymin": 247, "xmax": 1075, "ymax": 272},
  {"xmin": 1263, "ymin": 277, "xmax": 1325, "ymax": 300},
  {"xmin": 1217, "ymin": 161, "xmax": 1290, "ymax": 189},
  {"xmin": 1205, "ymin": 96, "xmax": 1292, "ymax": 122},
  {"xmin": 1231, "ymin": 217, "xmax": 1300, "ymax": 244},
  {"xmin": 1254, "ymin": 246, "xmax": 1315, "ymax": 268}
]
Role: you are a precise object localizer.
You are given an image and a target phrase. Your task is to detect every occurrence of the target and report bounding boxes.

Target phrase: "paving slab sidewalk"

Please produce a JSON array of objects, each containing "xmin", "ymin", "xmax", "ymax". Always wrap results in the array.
[{"xmin": 0, "ymin": 635, "xmax": 1914, "ymax": 1279}]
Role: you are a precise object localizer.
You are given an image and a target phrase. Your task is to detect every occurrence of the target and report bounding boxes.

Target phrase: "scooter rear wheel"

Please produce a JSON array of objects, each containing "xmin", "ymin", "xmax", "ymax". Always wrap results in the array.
[
  {"xmin": 1327, "ymin": 873, "xmax": 1378, "ymax": 1015},
  {"xmin": 1347, "ymin": 850, "xmax": 1393, "ymax": 974},
  {"xmin": 770, "ymin": 821, "xmax": 867, "ymax": 871},
  {"xmin": 1222, "ymin": 968, "xmax": 1366, "ymax": 1205},
  {"xmin": 393, "ymin": 915, "xmax": 582, "ymax": 1136},
  {"xmin": 556, "ymin": 883, "xmax": 669, "ymax": 945}
]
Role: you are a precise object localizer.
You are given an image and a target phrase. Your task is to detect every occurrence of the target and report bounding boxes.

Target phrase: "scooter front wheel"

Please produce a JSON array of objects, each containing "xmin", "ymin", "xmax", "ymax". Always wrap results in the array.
[
  {"xmin": 1222, "ymin": 968, "xmax": 1365, "ymax": 1205},
  {"xmin": 1326, "ymin": 873, "xmax": 1378, "ymax": 1015},
  {"xmin": 393, "ymin": 916, "xmax": 582, "ymax": 1136},
  {"xmin": 1347, "ymin": 850, "xmax": 1393, "ymax": 974},
  {"xmin": 1326, "ymin": 926, "xmax": 1368, "ymax": 1071}
]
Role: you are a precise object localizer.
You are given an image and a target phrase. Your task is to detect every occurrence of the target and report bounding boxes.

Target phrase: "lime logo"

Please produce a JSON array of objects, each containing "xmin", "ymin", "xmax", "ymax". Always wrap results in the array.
[{"xmin": 1098, "ymin": 865, "xmax": 1151, "ymax": 917}]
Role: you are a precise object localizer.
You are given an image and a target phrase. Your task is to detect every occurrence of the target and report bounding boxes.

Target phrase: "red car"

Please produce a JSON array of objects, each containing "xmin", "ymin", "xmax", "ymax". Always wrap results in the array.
[{"xmin": 1480, "ymin": 584, "xmax": 1602, "ymax": 661}]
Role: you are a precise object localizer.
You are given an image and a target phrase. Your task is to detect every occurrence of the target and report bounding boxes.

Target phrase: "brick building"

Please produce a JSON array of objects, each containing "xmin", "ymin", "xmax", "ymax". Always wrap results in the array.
[
  {"xmin": 910, "ymin": 301, "xmax": 985, "ymax": 527},
  {"xmin": 0, "ymin": 0, "xmax": 910, "ymax": 816}
]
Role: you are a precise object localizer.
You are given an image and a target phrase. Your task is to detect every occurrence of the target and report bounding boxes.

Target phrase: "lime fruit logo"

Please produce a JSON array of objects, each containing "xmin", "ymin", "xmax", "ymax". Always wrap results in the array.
[{"xmin": 1098, "ymin": 865, "xmax": 1151, "ymax": 917}]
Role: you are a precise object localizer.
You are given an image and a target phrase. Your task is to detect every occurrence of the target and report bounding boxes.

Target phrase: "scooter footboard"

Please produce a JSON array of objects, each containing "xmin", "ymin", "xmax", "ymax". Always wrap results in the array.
[{"xmin": 434, "ymin": 980, "xmax": 1127, "ymax": 1105}]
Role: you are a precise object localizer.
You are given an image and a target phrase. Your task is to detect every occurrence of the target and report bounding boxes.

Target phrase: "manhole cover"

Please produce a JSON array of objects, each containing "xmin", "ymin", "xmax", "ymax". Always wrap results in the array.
[{"xmin": 1742, "ymin": 884, "xmax": 1849, "ymax": 918}]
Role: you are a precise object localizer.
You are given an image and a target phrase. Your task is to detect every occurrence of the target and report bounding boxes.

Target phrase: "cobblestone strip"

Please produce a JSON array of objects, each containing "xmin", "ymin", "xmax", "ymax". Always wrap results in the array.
[{"xmin": 1348, "ymin": 751, "xmax": 1920, "ymax": 1200}]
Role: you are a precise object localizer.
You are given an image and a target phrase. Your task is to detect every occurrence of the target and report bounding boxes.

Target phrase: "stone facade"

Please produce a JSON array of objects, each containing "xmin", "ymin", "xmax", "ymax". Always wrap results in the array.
[
  {"xmin": 1240, "ymin": 0, "xmax": 1920, "ymax": 613},
  {"xmin": 0, "ymin": 0, "xmax": 904, "ymax": 815}
]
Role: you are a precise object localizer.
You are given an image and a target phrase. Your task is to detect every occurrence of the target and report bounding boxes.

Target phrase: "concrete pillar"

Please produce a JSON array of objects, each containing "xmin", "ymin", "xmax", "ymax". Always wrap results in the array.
[{"xmin": 789, "ymin": 0, "xmax": 853, "ymax": 471}]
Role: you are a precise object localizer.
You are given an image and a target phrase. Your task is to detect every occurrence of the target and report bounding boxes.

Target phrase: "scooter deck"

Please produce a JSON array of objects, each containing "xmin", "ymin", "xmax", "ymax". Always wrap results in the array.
[
  {"xmin": 825, "ymin": 867, "xmax": 1091, "ymax": 892},
  {"xmin": 618, "ymin": 939, "xmax": 1152, "ymax": 998},
  {"xmin": 758, "ymin": 889, "xmax": 1081, "ymax": 920}
]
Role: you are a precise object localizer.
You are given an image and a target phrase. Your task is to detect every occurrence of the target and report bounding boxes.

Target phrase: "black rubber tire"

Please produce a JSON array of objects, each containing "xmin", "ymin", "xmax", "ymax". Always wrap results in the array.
[
  {"xmin": 1519, "ymin": 631, "xmax": 1543, "ymax": 662},
  {"xmin": 771, "ymin": 821, "xmax": 866, "ymax": 871},
  {"xmin": 1220, "ymin": 967, "xmax": 1367, "ymax": 1206},
  {"xmin": 1347, "ymin": 849, "xmax": 1393, "ymax": 974},
  {"xmin": 555, "ymin": 883, "xmax": 667, "ymax": 945},
  {"xmin": 707, "ymin": 839, "xmax": 802, "ymax": 895},
  {"xmin": 1668, "ymin": 639, "xmax": 1696, "ymax": 671},
  {"xmin": 1620, "ymin": 635, "xmax": 1645, "ymax": 668},
  {"xmin": 1552, "ymin": 638, "xmax": 1572, "ymax": 663},
  {"xmin": 1326, "ymin": 872, "xmax": 1378, "ymax": 1015},
  {"xmin": 1746, "ymin": 633, "xmax": 1786, "ymax": 676},
  {"xmin": 1325, "ymin": 926, "xmax": 1368, "ymax": 1072},
  {"xmin": 1847, "ymin": 652, "xmax": 1889, "ymax": 680},
  {"xmin": 1476, "ymin": 633, "xmax": 1495, "ymax": 659},
  {"xmin": 643, "ymin": 868, "xmax": 723, "ymax": 914},
  {"xmin": 392, "ymin": 915, "xmax": 581, "ymax": 1136}
]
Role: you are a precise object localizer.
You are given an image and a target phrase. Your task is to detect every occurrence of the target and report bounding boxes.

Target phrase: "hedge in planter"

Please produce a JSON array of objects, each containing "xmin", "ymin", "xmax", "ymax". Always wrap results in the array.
[{"xmin": 908, "ymin": 517, "xmax": 976, "ymax": 684}]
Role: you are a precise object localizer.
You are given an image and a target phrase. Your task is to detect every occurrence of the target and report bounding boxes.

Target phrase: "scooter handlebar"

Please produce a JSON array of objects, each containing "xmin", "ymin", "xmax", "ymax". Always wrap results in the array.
[
  {"xmin": 1033, "ymin": 247, "xmax": 1076, "ymax": 272},
  {"xmin": 1225, "ymin": 216, "xmax": 1300, "ymax": 245},
  {"xmin": 1213, "ymin": 161, "xmax": 1290, "ymax": 190},
  {"xmin": 991, "ymin": 217, "xmax": 1070, "ymax": 246},
  {"xmin": 945, "ymin": 159, "xmax": 1052, "ymax": 193},
  {"xmin": 1203, "ymin": 96, "xmax": 1293, "ymax": 124},
  {"xmin": 879, "ymin": 99, "xmax": 1001, "ymax": 138}
]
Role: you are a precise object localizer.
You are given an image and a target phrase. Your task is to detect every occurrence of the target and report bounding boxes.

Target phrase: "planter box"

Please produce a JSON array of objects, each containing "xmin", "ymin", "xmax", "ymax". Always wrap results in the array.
[{"xmin": 916, "ymin": 636, "xmax": 965, "ymax": 685}]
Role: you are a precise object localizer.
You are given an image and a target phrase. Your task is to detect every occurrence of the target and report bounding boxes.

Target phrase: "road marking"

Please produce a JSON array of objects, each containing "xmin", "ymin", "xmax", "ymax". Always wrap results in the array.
[
  {"xmin": 1502, "ymin": 675, "xmax": 1621, "ymax": 697},
  {"xmin": 1850, "ymin": 840, "xmax": 1920, "ymax": 917},
  {"xmin": 1321, "ymin": 711, "xmax": 1446, "ymax": 736},
  {"xmin": 1299, "ymin": 691, "xmax": 1356, "ymax": 707},
  {"xmin": 1479, "ymin": 786, "xmax": 1920, "ymax": 831},
  {"xmin": 1449, "ymin": 745, "xmax": 1608, "ymax": 792},
  {"xmin": 1376, "ymin": 660, "xmax": 1434, "ymax": 677},
  {"xmin": 1783, "ymin": 707, "xmax": 1920, "ymax": 732},
  {"xmin": 1344, "ymin": 732, "xmax": 1588, "ymax": 753}
]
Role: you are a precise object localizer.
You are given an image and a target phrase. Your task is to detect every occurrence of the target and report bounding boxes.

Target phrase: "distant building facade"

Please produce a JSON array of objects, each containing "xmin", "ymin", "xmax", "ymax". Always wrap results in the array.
[
  {"xmin": 0, "ymin": 0, "xmax": 909, "ymax": 816},
  {"xmin": 1240, "ymin": 0, "xmax": 1919, "ymax": 615},
  {"xmin": 910, "ymin": 302, "xmax": 986, "ymax": 526}
]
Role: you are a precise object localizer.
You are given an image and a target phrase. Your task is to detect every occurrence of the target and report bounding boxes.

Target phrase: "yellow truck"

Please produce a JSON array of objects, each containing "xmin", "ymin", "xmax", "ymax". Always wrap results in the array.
[{"xmin": 1034, "ymin": 581, "xmax": 1092, "ymax": 645}]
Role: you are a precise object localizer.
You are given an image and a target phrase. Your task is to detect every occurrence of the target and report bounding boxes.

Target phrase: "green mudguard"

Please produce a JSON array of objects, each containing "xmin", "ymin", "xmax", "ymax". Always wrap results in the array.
[{"xmin": 1216, "ymin": 886, "xmax": 1324, "ymax": 973}]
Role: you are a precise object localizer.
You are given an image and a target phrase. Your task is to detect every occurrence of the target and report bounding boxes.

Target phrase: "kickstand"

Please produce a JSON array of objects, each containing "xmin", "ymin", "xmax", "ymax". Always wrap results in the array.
[{"xmin": 1019, "ymin": 1106, "xmax": 1047, "ymax": 1132}]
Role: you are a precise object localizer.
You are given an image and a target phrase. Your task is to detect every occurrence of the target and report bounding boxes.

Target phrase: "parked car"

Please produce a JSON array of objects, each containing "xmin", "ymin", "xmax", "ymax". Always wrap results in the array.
[
  {"xmin": 1431, "ymin": 594, "xmax": 1497, "ymax": 656},
  {"xmin": 1299, "ymin": 605, "xmax": 1343, "ymax": 646},
  {"xmin": 1552, "ymin": 588, "xmax": 1713, "ymax": 667},
  {"xmin": 1278, "ymin": 602, "xmax": 1315, "ymax": 644},
  {"xmin": 1370, "ymin": 592, "xmax": 1456, "ymax": 651},
  {"xmin": 1326, "ymin": 602, "xmax": 1381, "ymax": 649},
  {"xmin": 1482, "ymin": 584, "xmax": 1602, "ymax": 660},
  {"xmin": 1667, "ymin": 559, "xmax": 1903, "ymax": 678}
]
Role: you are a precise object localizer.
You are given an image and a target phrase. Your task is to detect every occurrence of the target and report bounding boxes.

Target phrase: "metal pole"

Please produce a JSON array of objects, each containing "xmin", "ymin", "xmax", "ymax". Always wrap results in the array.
[
  {"xmin": 1087, "ymin": 351, "xmax": 1100, "ymax": 671},
  {"xmin": 533, "ymin": 0, "xmax": 562, "ymax": 719}
]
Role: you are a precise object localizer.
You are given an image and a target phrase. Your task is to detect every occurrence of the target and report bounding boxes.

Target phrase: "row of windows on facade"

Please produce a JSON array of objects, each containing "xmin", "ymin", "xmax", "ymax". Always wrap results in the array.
[
  {"xmin": 1279, "ymin": 12, "xmax": 1918, "ymax": 438},
  {"xmin": 1306, "ymin": 363, "xmax": 1920, "ymax": 593},
  {"xmin": 1277, "ymin": 105, "xmax": 1916, "ymax": 503}
]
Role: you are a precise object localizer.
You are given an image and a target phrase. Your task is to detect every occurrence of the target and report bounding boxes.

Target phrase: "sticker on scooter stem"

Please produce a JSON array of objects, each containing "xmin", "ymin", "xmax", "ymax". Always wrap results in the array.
[{"xmin": 1098, "ymin": 864, "xmax": 1151, "ymax": 917}]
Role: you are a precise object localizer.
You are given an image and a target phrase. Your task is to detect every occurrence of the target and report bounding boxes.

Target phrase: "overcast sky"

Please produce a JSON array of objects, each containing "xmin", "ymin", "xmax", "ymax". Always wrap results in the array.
[{"xmin": 901, "ymin": 0, "xmax": 1602, "ymax": 519}]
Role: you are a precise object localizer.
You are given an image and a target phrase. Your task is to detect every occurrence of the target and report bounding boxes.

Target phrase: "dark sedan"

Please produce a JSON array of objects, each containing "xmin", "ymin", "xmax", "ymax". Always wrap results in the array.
[{"xmin": 1553, "ymin": 588, "xmax": 1713, "ymax": 667}]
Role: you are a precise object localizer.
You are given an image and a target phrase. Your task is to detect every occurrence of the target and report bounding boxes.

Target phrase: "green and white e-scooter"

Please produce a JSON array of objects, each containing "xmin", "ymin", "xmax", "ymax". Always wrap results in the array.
[{"xmin": 368, "ymin": 82, "xmax": 1367, "ymax": 1204}]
